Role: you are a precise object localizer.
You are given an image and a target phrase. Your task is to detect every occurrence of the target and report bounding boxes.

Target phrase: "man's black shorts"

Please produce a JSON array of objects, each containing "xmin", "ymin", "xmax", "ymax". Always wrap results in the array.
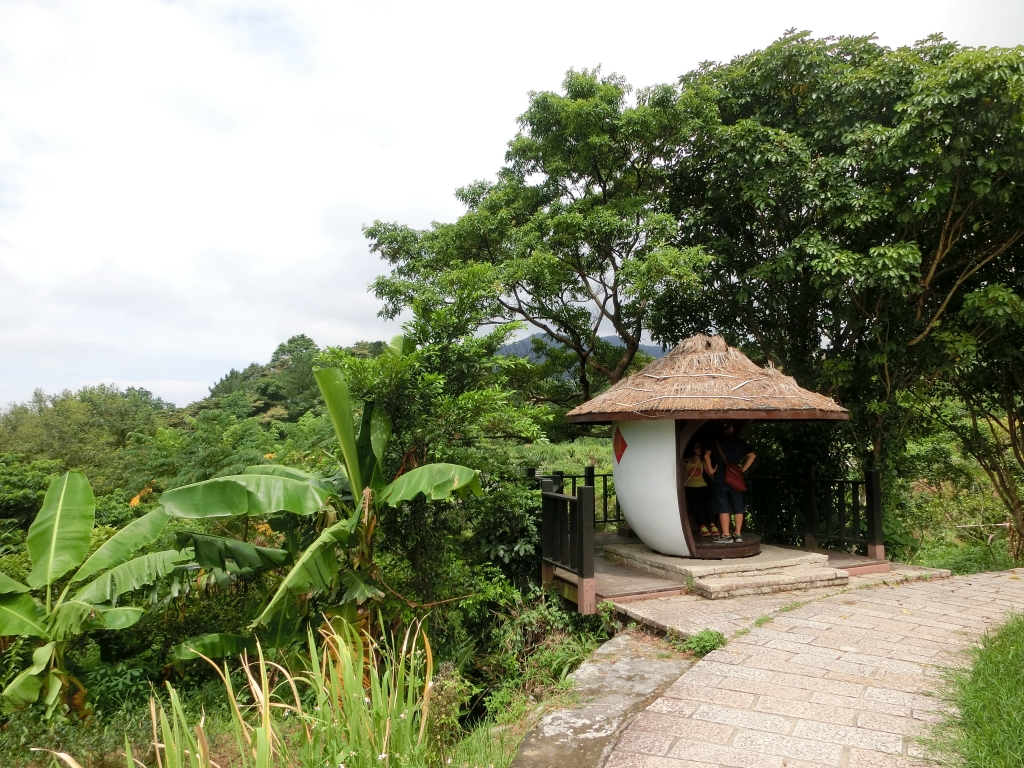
[{"xmin": 712, "ymin": 482, "xmax": 745, "ymax": 514}]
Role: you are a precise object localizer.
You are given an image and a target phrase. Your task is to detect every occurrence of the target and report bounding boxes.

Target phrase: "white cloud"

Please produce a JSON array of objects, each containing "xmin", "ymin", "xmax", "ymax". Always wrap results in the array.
[{"xmin": 1, "ymin": 0, "xmax": 1021, "ymax": 405}]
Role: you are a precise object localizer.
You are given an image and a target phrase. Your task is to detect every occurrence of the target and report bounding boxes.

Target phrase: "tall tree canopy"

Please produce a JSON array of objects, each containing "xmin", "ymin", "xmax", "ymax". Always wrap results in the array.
[
  {"xmin": 368, "ymin": 69, "xmax": 706, "ymax": 402},
  {"xmin": 651, "ymin": 32, "xmax": 1024, "ymax": 464}
]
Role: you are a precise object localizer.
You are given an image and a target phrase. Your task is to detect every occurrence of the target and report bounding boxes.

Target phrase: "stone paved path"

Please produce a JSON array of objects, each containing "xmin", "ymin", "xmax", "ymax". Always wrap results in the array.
[{"xmin": 606, "ymin": 569, "xmax": 1024, "ymax": 768}]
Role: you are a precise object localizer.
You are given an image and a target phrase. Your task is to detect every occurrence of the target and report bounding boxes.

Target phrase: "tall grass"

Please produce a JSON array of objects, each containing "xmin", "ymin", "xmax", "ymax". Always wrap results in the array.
[
  {"xmin": 46, "ymin": 621, "xmax": 435, "ymax": 768},
  {"xmin": 929, "ymin": 612, "xmax": 1024, "ymax": 767}
]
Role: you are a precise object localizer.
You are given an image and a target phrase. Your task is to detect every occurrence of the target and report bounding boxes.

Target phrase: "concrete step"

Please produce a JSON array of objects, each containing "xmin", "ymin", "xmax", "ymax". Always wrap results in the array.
[
  {"xmin": 603, "ymin": 540, "xmax": 849, "ymax": 599},
  {"xmin": 692, "ymin": 565, "xmax": 849, "ymax": 599}
]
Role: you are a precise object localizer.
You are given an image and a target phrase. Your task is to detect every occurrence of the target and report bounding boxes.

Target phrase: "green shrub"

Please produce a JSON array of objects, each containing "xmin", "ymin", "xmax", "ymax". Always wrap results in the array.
[{"xmin": 677, "ymin": 630, "xmax": 727, "ymax": 657}]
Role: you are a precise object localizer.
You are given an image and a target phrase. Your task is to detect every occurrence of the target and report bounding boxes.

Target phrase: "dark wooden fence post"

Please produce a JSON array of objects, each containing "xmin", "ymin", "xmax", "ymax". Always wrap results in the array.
[
  {"xmin": 803, "ymin": 467, "xmax": 817, "ymax": 550},
  {"xmin": 865, "ymin": 469, "xmax": 885, "ymax": 560},
  {"xmin": 583, "ymin": 465, "xmax": 595, "ymax": 487},
  {"xmin": 552, "ymin": 470, "xmax": 564, "ymax": 494},
  {"xmin": 576, "ymin": 485, "xmax": 596, "ymax": 614},
  {"xmin": 540, "ymin": 478, "xmax": 554, "ymax": 587}
]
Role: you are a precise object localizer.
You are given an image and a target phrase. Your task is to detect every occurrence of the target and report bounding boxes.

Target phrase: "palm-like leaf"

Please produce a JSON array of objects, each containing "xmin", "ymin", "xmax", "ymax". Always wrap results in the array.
[
  {"xmin": 0, "ymin": 572, "xmax": 29, "ymax": 595},
  {"xmin": 314, "ymin": 368, "xmax": 363, "ymax": 496},
  {"xmin": 26, "ymin": 472, "xmax": 95, "ymax": 589},
  {"xmin": 160, "ymin": 474, "xmax": 330, "ymax": 519},
  {"xmin": 74, "ymin": 550, "xmax": 191, "ymax": 604},
  {"xmin": 241, "ymin": 464, "xmax": 335, "ymax": 494},
  {"xmin": 251, "ymin": 517, "xmax": 356, "ymax": 627},
  {"xmin": 175, "ymin": 532, "xmax": 291, "ymax": 573},
  {"xmin": 1, "ymin": 643, "xmax": 54, "ymax": 712},
  {"xmin": 379, "ymin": 464, "xmax": 483, "ymax": 506},
  {"xmin": 0, "ymin": 594, "xmax": 46, "ymax": 637},
  {"xmin": 172, "ymin": 633, "xmax": 256, "ymax": 660},
  {"xmin": 71, "ymin": 508, "xmax": 170, "ymax": 584}
]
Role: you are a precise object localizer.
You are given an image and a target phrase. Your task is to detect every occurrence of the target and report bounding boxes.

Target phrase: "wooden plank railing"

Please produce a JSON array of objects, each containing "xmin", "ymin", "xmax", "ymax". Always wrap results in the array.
[
  {"xmin": 746, "ymin": 469, "xmax": 884, "ymax": 558},
  {"xmin": 539, "ymin": 478, "xmax": 596, "ymax": 614},
  {"xmin": 526, "ymin": 467, "xmax": 622, "ymax": 528}
]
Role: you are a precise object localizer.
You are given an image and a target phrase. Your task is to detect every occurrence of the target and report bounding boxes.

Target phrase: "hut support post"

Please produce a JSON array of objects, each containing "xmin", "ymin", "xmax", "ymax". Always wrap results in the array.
[
  {"xmin": 865, "ymin": 469, "xmax": 885, "ymax": 560},
  {"xmin": 803, "ymin": 467, "xmax": 817, "ymax": 550}
]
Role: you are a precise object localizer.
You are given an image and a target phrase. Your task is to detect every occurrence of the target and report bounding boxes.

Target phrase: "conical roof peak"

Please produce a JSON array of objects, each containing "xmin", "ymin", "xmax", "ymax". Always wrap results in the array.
[{"xmin": 565, "ymin": 334, "xmax": 847, "ymax": 423}]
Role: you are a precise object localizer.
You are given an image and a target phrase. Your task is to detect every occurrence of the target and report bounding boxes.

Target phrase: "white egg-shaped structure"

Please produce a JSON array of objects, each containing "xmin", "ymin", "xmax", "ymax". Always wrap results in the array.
[{"xmin": 611, "ymin": 419, "xmax": 688, "ymax": 555}]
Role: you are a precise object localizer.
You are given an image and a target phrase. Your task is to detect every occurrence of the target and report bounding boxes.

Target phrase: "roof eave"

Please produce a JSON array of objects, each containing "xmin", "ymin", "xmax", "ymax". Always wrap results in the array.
[{"xmin": 565, "ymin": 409, "xmax": 850, "ymax": 424}]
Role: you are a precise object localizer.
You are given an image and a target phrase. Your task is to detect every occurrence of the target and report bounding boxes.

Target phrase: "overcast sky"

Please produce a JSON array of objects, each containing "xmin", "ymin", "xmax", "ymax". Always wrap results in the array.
[{"xmin": 2, "ymin": 0, "xmax": 1022, "ymax": 406}]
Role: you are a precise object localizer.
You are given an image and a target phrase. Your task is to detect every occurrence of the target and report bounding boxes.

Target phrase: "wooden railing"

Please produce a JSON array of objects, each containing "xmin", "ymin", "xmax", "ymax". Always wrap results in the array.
[
  {"xmin": 539, "ymin": 478, "xmax": 596, "ymax": 614},
  {"xmin": 746, "ymin": 469, "xmax": 884, "ymax": 558},
  {"xmin": 526, "ymin": 467, "xmax": 622, "ymax": 528}
]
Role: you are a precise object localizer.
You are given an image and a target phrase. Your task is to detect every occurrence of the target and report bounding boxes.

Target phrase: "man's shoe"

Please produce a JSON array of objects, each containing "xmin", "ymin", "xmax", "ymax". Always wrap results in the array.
[
  {"xmin": 733, "ymin": 535, "xmax": 744, "ymax": 543},
  {"xmin": 699, "ymin": 525, "xmax": 711, "ymax": 537},
  {"xmin": 710, "ymin": 524, "xmax": 721, "ymax": 536},
  {"xmin": 712, "ymin": 535, "xmax": 731, "ymax": 544}
]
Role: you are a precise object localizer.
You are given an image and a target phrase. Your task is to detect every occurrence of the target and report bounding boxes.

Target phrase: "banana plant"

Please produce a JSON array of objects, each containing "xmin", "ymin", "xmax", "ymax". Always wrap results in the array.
[
  {"xmin": 0, "ymin": 472, "xmax": 181, "ymax": 714},
  {"xmin": 159, "ymin": 338, "xmax": 482, "ymax": 657}
]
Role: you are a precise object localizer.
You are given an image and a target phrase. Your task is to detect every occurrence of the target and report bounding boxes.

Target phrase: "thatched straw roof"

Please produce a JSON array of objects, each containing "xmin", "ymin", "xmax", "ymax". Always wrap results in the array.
[{"xmin": 566, "ymin": 335, "xmax": 848, "ymax": 423}]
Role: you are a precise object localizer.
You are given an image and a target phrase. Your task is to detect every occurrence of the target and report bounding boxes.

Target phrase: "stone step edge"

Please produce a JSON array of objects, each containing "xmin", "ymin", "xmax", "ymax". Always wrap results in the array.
[
  {"xmin": 604, "ymin": 551, "xmax": 834, "ymax": 585},
  {"xmin": 693, "ymin": 576, "xmax": 850, "ymax": 599},
  {"xmin": 692, "ymin": 573, "xmax": 851, "ymax": 602},
  {"xmin": 603, "ymin": 545, "xmax": 829, "ymax": 578}
]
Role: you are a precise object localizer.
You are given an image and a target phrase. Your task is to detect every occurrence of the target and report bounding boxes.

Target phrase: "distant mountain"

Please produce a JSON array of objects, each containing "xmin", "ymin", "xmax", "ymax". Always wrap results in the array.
[{"xmin": 498, "ymin": 334, "xmax": 666, "ymax": 363}]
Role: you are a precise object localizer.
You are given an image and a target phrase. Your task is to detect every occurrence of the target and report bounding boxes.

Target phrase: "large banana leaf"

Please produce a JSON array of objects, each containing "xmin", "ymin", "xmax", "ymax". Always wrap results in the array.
[
  {"xmin": 241, "ymin": 465, "xmax": 335, "ymax": 494},
  {"xmin": 48, "ymin": 600, "xmax": 97, "ymax": 641},
  {"xmin": 160, "ymin": 474, "xmax": 329, "ymax": 519},
  {"xmin": 96, "ymin": 606, "xmax": 144, "ymax": 630},
  {"xmin": 314, "ymin": 368, "xmax": 363, "ymax": 497},
  {"xmin": 251, "ymin": 517, "xmax": 356, "ymax": 627},
  {"xmin": 379, "ymin": 463, "xmax": 483, "ymax": 506},
  {"xmin": 0, "ymin": 593, "xmax": 46, "ymax": 637},
  {"xmin": 1, "ymin": 642, "xmax": 54, "ymax": 712},
  {"xmin": 74, "ymin": 550, "xmax": 191, "ymax": 604},
  {"xmin": 371, "ymin": 407, "xmax": 392, "ymax": 467},
  {"xmin": 387, "ymin": 334, "xmax": 415, "ymax": 357},
  {"xmin": 175, "ymin": 532, "xmax": 291, "ymax": 572},
  {"xmin": 71, "ymin": 508, "xmax": 170, "ymax": 584},
  {"xmin": 357, "ymin": 404, "xmax": 387, "ymax": 490},
  {"xmin": 47, "ymin": 601, "xmax": 144, "ymax": 639},
  {"xmin": 172, "ymin": 633, "xmax": 256, "ymax": 661},
  {"xmin": 0, "ymin": 572, "xmax": 29, "ymax": 595},
  {"xmin": 26, "ymin": 472, "xmax": 95, "ymax": 589}
]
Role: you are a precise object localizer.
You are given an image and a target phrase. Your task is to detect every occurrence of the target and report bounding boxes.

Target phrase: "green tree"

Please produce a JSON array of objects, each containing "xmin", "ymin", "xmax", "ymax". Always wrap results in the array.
[
  {"xmin": 654, "ymin": 32, "xmax": 1024, "ymax": 473},
  {"xmin": 369, "ymin": 68, "xmax": 706, "ymax": 403}
]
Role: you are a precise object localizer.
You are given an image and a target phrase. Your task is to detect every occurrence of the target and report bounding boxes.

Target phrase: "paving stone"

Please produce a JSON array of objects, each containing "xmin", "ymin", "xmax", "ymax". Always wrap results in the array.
[
  {"xmin": 754, "ymin": 695, "xmax": 858, "ymax": 726},
  {"xmin": 728, "ymin": 730, "xmax": 846, "ymax": 765},
  {"xmin": 695, "ymin": 660, "xmax": 773, "ymax": 680},
  {"xmin": 713, "ymin": 676, "xmax": 813, "ymax": 701},
  {"xmin": 614, "ymin": 729, "xmax": 675, "ymax": 756},
  {"xmin": 690, "ymin": 702, "xmax": 794, "ymax": 733},
  {"xmin": 630, "ymin": 712, "xmax": 734, "ymax": 743},
  {"xmin": 605, "ymin": 753, "xmax": 719, "ymax": 768},
  {"xmin": 773, "ymin": 672, "xmax": 865, "ymax": 698},
  {"xmin": 662, "ymin": 681, "xmax": 756, "ymax": 709},
  {"xmin": 647, "ymin": 697, "xmax": 700, "ymax": 716},
  {"xmin": 808, "ymin": 691, "xmax": 908, "ymax": 717},
  {"xmin": 792, "ymin": 720, "xmax": 904, "ymax": 753},
  {"xmin": 667, "ymin": 737, "xmax": 841, "ymax": 768},
  {"xmin": 846, "ymin": 747, "xmax": 931, "ymax": 767},
  {"xmin": 856, "ymin": 710, "xmax": 928, "ymax": 736}
]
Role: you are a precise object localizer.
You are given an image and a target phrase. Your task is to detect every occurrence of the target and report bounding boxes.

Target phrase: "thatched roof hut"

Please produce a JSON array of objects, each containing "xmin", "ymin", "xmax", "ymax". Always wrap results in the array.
[{"xmin": 566, "ymin": 334, "xmax": 848, "ymax": 423}]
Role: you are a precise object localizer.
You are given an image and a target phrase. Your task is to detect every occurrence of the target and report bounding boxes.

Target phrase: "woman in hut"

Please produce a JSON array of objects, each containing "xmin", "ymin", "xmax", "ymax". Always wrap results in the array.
[
  {"xmin": 704, "ymin": 423, "xmax": 756, "ymax": 544},
  {"xmin": 683, "ymin": 439, "xmax": 717, "ymax": 537}
]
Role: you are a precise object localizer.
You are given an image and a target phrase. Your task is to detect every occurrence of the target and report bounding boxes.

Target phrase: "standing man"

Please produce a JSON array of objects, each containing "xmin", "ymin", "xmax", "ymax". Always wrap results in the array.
[{"xmin": 704, "ymin": 423, "xmax": 756, "ymax": 543}]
